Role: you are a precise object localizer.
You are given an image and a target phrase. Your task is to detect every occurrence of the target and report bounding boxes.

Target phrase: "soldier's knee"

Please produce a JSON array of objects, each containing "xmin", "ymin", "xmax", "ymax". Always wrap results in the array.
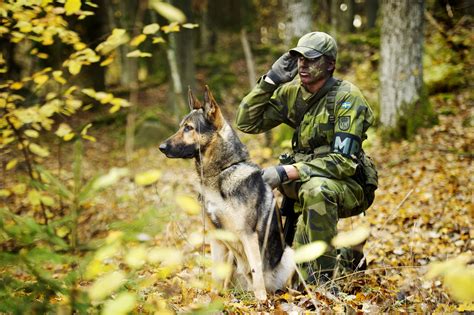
[{"xmin": 298, "ymin": 179, "xmax": 337, "ymax": 211}]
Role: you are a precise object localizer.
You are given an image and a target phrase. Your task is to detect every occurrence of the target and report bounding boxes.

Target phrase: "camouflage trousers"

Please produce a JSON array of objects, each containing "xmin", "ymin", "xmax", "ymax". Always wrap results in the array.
[{"xmin": 281, "ymin": 176, "xmax": 365, "ymax": 283}]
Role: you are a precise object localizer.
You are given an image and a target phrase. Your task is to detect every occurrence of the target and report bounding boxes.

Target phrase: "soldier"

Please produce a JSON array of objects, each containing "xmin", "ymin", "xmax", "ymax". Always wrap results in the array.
[{"xmin": 236, "ymin": 32, "xmax": 377, "ymax": 284}]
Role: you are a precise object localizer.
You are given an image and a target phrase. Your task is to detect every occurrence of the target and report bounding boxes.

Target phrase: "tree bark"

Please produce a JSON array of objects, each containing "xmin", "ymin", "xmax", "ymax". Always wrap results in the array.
[
  {"xmin": 284, "ymin": 0, "xmax": 312, "ymax": 45},
  {"xmin": 379, "ymin": 0, "xmax": 431, "ymax": 138},
  {"xmin": 240, "ymin": 28, "xmax": 256, "ymax": 88},
  {"xmin": 366, "ymin": 0, "xmax": 379, "ymax": 29}
]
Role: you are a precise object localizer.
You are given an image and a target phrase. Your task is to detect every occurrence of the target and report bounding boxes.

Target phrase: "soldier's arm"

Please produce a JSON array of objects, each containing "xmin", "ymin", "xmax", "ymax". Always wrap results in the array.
[
  {"xmin": 292, "ymin": 88, "xmax": 374, "ymax": 181},
  {"xmin": 236, "ymin": 77, "xmax": 287, "ymax": 134}
]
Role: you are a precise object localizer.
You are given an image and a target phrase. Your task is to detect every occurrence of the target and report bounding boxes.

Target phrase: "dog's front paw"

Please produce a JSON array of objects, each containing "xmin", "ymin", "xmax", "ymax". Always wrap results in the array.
[{"xmin": 254, "ymin": 290, "xmax": 267, "ymax": 301}]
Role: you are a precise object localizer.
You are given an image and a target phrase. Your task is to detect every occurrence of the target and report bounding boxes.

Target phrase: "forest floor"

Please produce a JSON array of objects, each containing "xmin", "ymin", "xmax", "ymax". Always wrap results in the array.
[{"xmin": 71, "ymin": 86, "xmax": 473, "ymax": 313}]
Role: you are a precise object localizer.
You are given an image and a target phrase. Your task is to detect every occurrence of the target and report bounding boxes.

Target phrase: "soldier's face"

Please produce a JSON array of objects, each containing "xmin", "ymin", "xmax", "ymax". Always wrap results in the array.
[{"xmin": 298, "ymin": 56, "xmax": 330, "ymax": 86}]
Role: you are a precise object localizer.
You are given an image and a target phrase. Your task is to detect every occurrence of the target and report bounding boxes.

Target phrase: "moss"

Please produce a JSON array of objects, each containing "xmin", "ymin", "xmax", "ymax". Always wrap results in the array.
[{"xmin": 381, "ymin": 85, "xmax": 438, "ymax": 141}]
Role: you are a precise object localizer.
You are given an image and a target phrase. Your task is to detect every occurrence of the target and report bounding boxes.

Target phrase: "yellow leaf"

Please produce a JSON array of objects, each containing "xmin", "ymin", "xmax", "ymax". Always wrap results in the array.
[
  {"xmin": 125, "ymin": 245, "xmax": 147, "ymax": 269},
  {"xmin": 92, "ymin": 168, "xmax": 129, "ymax": 191},
  {"xmin": 68, "ymin": 60, "xmax": 82, "ymax": 75},
  {"xmin": 81, "ymin": 123, "xmax": 92, "ymax": 135},
  {"xmin": 82, "ymin": 134, "xmax": 96, "ymax": 142},
  {"xmin": 0, "ymin": 189, "xmax": 11, "ymax": 198},
  {"xmin": 6, "ymin": 159, "xmax": 18, "ymax": 170},
  {"xmin": 161, "ymin": 23, "xmax": 180, "ymax": 33},
  {"xmin": 149, "ymin": 0, "xmax": 186, "ymax": 23},
  {"xmin": 56, "ymin": 226, "xmax": 70, "ymax": 238},
  {"xmin": 55, "ymin": 123, "xmax": 72, "ymax": 137},
  {"xmin": 130, "ymin": 34, "xmax": 146, "ymax": 47},
  {"xmin": 293, "ymin": 241, "xmax": 328, "ymax": 264},
  {"xmin": 175, "ymin": 194, "xmax": 200, "ymax": 215},
  {"xmin": 182, "ymin": 23, "xmax": 199, "ymax": 29},
  {"xmin": 100, "ymin": 55, "xmax": 114, "ymax": 66},
  {"xmin": 143, "ymin": 23, "xmax": 160, "ymax": 34},
  {"xmin": 29, "ymin": 143, "xmax": 50, "ymax": 157},
  {"xmin": 152, "ymin": 37, "xmax": 165, "ymax": 44},
  {"xmin": 88, "ymin": 271, "xmax": 126, "ymax": 301},
  {"xmin": 28, "ymin": 190, "xmax": 42, "ymax": 206},
  {"xmin": 11, "ymin": 82, "xmax": 23, "ymax": 90},
  {"xmin": 214, "ymin": 261, "xmax": 232, "ymax": 280},
  {"xmin": 63, "ymin": 133, "xmax": 75, "ymax": 141},
  {"xmin": 102, "ymin": 292, "xmax": 136, "ymax": 315},
  {"xmin": 126, "ymin": 50, "xmax": 152, "ymax": 58},
  {"xmin": 331, "ymin": 225, "xmax": 371, "ymax": 248},
  {"xmin": 208, "ymin": 229, "xmax": 237, "ymax": 242},
  {"xmin": 147, "ymin": 247, "xmax": 183, "ymax": 266},
  {"xmin": 96, "ymin": 28, "xmax": 129, "ymax": 55},
  {"xmin": 65, "ymin": 0, "xmax": 81, "ymax": 15},
  {"xmin": 134, "ymin": 169, "xmax": 161, "ymax": 186},
  {"xmin": 24, "ymin": 129, "xmax": 39, "ymax": 138},
  {"xmin": 40, "ymin": 195, "xmax": 55, "ymax": 206},
  {"xmin": 53, "ymin": 71, "xmax": 66, "ymax": 84},
  {"xmin": 12, "ymin": 183, "xmax": 26, "ymax": 195}
]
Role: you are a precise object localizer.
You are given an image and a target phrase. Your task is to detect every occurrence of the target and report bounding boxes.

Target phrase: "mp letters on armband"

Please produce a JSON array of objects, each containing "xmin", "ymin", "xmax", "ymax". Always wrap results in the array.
[{"xmin": 332, "ymin": 132, "xmax": 361, "ymax": 156}]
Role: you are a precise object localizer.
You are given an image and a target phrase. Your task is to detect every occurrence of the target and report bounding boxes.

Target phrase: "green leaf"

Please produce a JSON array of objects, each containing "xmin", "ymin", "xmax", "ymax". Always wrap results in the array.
[
  {"xmin": 149, "ymin": 0, "xmax": 186, "ymax": 23},
  {"xmin": 102, "ymin": 292, "xmax": 136, "ymax": 315},
  {"xmin": 293, "ymin": 241, "xmax": 327, "ymax": 264}
]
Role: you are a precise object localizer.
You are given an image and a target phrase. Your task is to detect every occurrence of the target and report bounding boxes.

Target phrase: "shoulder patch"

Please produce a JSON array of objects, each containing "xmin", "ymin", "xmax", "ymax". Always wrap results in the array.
[
  {"xmin": 341, "ymin": 101, "xmax": 352, "ymax": 109},
  {"xmin": 338, "ymin": 116, "xmax": 351, "ymax": 131}
]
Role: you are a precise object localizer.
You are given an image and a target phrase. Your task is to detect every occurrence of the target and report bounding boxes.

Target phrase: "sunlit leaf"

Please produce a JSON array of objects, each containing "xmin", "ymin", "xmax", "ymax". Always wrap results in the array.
[
  {"xmin": 149, "ymin": 0, "xmax": 186, "ymax": 23},
  {"xmin": 52, "ymin": 71, "xmax": 66, "ymax": 84},
  {"xmin": 208, "ymin": 229, "xmax": 237, "ymax": 242},
  {"xmin": 175, "ymin": 194, "xmax": 200, "ymax": 215},
  {"xmin": 91, "ymin": 168, "xmax": 129, "ymax": 191},
  {"xmin": 12, "ymin": 183, "xmax": 26, "ymax": 195},
  {"xmin": 100, "ymin": 54, "xmax": 114, "ymax": 66},
  {"xmin": 214, "ymin": 261, "xmax": 232, "ymax": 280},
  {"xmin": 126, "ymin": 50, "xmax": 152, "ymax": 58},
  {"xmin": 102, "ymin": 292, "xmax": 136, "ymax": 315},
  {"xmin": 68, "ymin": 60, "xmax": 82, "ymax": 75},
  {"xmin": 182, "ymin": 23, "xmax": 199, "ymax": 29},
  {"xmin": 0, "ymin": 189, "xmax": 11, "ymax": 198},
  {"xmin": 11, "ymin": 82, "xmax": 23, "ymax": 90},
  {"xmin": 161, "ymin": 23, "xmax": 180, "ymax": 33},
  {"xmin": 56, "ymin": 226, "xmax": 70, "ymax": 238},
  {"xmin": 33, "ymin": 74, "xmax": 48, "ymax": 86},
  {"xmin": 29, "ymin": 143, "xmax": 50, "ymax": 157},
  {"xmin": 130, "ymin": 34, "xmax": 146, "ymax": 47},
  {"xmin": 24, "ymin": 129, "xmax": 39, "ymax": 138},
  {"xmin": 55, "ymin": 123, "xmax": 73, "ymax": 137},
  {"xmin": 96, "ymin": 28, "xmax": 129, "ymax": 55},
  {"xmin": 88, "ymin": 271, "xmax": 126, "ymax": 301},
  {"xmin": 152, "ymin": 37, "xmax": 166, "ymax": 44},
  {"xmin": 331, "ymin": 226, "xmax": 371, "ymax": 248},
  {"xmin": 125, "ymin": 245, "xmax": 147, "ymax": 269},
  {"xmin": 65, "ymin": 0, "xmax": 81, "ymax": 15},
  {"xmin": 27, "ymin": 190, "xmax": 42, "ymax": 206},
  {"xmin": 40, "ymin": 195, "xmax": 55, "ymax": 206},
  {"xmin": 143, "ymin": 23, "xmax": 160, "ymax": 34},
  {"xmin": 6, "ymin": 159, "xmax": 18, "ymax": 171},
  {"xmin": 134, "ymin": 169, "xmax": 161, "ymax": 186},
  {"xmin": 293, "ymin": 241, "xmax": 327, "ymax": 264},
  {"xmin": 147, "ymin": 247, "xmax": 182, "ymax": 266}
]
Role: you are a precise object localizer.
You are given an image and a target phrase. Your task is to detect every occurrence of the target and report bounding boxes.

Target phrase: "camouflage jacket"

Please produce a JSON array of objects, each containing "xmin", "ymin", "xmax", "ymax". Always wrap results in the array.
[{"xmin": 236, "ymin": 76, "xmax": 375, "ymax": 183}]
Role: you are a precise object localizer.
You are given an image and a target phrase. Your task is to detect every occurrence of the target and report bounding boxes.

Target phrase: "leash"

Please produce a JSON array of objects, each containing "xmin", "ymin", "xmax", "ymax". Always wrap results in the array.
[{"xmin": 195, "ymin": 121, "xmax": 207, "ymax": 276}]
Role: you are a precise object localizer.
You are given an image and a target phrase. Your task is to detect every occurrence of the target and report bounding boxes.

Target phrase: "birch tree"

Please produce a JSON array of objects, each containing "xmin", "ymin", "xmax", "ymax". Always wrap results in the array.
[{"xmin": 379, "ymin": 0, "xmax": 435, "ymax": 138}]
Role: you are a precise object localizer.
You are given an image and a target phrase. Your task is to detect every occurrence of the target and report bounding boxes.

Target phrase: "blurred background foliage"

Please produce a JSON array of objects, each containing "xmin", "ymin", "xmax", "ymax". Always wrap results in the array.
[{"xmin": 0, "ymin": 0, "xmax": 472, "ymax": 313}]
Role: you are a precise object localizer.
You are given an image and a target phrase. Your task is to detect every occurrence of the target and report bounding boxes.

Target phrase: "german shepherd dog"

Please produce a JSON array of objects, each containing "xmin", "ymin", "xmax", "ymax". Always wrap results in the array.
[{"xmin": 159, "ymin": 86, "xmax": 294, "ymax": 301}]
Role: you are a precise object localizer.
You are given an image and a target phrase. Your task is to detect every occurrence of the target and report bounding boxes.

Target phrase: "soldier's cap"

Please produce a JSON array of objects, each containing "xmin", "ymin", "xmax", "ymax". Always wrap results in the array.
[{"xmin": 289, "ymin": 32, "xmax": 337, "ymax": 60}]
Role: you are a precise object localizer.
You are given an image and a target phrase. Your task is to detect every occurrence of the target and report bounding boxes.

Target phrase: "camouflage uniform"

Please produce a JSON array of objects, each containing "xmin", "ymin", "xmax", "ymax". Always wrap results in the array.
[{"xmin": 236, "ymin": 33, "xmax": 375, "ymax": 281}]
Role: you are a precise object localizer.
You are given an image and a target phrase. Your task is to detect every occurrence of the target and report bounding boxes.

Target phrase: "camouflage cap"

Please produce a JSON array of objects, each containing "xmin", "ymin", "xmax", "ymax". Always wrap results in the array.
[{"xmin": 289, "ymin": 32, "xmax": 337, "ymax": 60}]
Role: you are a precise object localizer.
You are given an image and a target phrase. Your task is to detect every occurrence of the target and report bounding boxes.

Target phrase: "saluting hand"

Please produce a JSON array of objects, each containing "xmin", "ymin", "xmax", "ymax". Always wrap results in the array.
[{"xmin": 266, "ymin": 52, "xmax": 298, "ymax": 85}]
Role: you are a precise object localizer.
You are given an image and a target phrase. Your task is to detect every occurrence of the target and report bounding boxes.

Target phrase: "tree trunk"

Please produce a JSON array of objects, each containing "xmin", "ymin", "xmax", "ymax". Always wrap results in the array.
[
  {"xmin": 240, "ymin": 28, "xmax": 256, "ymax": 88},
  {"xmin": 366, "ymin": 0, "xmax": 379, "ymax": 29},
  {"xmin": 341, "ymin": 0, "xmax": 355, "ymax": 33},
  {"xmin": 379, "ymin": 0, "xmax": 433, "ymax": 138},
  {"xmin": 284, "ymin": 0, "xmax": 312, "ymax": 45}
]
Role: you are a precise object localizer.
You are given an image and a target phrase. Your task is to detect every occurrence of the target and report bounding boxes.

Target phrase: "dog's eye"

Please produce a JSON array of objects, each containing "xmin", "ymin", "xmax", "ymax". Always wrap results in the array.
[{"xmin": 183, "ymin": 125, "xmax": 193, "ymax": 132}]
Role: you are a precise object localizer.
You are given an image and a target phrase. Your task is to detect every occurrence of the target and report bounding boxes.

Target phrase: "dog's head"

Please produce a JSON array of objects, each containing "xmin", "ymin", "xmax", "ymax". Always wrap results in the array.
[{"xmin": 159, "ymin": 85, "xmax": 225, "ymax": 159}]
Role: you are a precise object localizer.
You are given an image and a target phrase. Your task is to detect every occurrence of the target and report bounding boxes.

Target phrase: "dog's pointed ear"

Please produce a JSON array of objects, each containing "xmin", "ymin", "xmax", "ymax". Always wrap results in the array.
[
  {"xmin": 203, "ymin": 85, "xmax": 223, "ymax": 128},
  {"xmin": 188, "ymin": 86, "xmax": 202, "ymax": 110}
]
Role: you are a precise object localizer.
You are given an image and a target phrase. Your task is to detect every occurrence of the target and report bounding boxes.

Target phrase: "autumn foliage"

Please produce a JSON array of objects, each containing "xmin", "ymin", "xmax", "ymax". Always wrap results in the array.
[{"xmin": 0, "ymin": 0, "xmax": 473, "ymax": 314}]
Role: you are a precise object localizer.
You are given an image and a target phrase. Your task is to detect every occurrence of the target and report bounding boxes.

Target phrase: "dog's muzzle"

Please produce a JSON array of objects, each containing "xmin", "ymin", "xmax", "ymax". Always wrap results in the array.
[{"xmin": 159, "ymin": 142, "xmax": 169, "ymax": 154}]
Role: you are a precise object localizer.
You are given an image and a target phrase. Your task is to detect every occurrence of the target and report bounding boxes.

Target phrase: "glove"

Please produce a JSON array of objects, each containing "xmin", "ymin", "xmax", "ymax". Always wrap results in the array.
[
  {"xmin": 261, "ymin": 165, "xmax": 289, "ymax": 189},
  {"xmin": 266, "ymin": 52, "xmax": 298, "ymax": 85}
]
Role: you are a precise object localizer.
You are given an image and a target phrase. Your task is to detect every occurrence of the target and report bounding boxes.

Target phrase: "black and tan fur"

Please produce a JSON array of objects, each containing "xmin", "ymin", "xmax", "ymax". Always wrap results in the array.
[{"xmin": 159, "ymin": 86, "xmax": 294, "ymax": 301}]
